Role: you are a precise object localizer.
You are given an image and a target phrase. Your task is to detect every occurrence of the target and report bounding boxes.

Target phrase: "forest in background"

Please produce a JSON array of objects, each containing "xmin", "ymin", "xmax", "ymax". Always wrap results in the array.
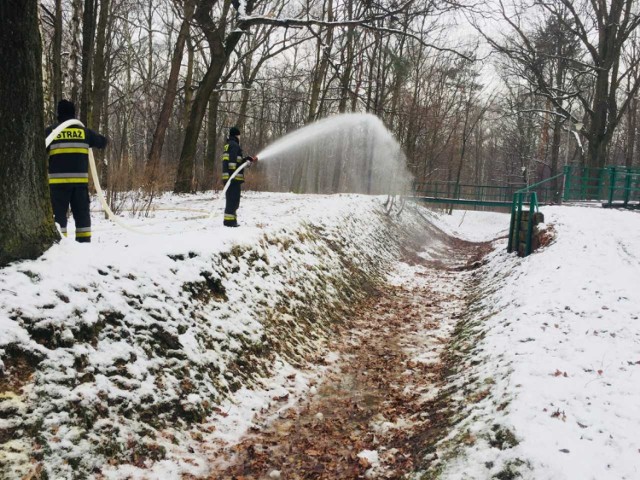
[{"xmin": 37, "ymin": 0, "xmax": 640, "ymax": 206}]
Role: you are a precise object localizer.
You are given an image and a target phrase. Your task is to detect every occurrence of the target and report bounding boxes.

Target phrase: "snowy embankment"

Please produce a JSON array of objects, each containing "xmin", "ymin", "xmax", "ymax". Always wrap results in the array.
[
  {"xmin": 2, "ymin": 193, "xmax": 639, "ymax": 479},
  {"xmin": 426, "ymin": 207, "xmax": 640, "ymax": 480},
  {"xmin": 0, "ymin": 193, "xmax": 429, "ymax": 479}
]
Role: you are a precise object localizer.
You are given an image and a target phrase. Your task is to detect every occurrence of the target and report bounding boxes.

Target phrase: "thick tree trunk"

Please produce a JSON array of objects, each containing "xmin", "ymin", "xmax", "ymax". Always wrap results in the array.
[
  {"xmin": 588, "ymin": 70, "xmax": 611, "ymax": 169},
  {"xmin": 92, "ymin": 0, "xmax": 110, "ymax": 130},
  {"xmin": 0, "ymin": 0, "xmax": 59, "ymax": 266},
  {"xmin": 146, "ymin": 0, "xmax": 195, "ymax": 185},
  {"xmin": 237, "ymin": 51, "xmax": 254, "ymax": 129},
  {"xmin": 308, "ymin": 0, "xmax": 333, "ymax": 122},
  {"xmin": 183, "ymin": 38, "xmax": 195, "ymax": 130},
  {"xmin": 336, "ymin": 0, "xmax": 355, "ymax": 113},
  {"xmin": 338, "ymin": 25, "xmax": 355, "ymax": 113},
  {"xmin": 174, "ymin": 62, "xmax": 219, "ymax": 193}
]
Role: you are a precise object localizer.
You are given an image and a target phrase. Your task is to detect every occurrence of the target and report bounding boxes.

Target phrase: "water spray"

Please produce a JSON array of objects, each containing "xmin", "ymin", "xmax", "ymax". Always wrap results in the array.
[
  {"xmin": 211, "ymin": 113, "xmax": 411, "ymax": 222},
  {"xmin": 249, "ymin": 113, "xmax": 412, "ymax": 196}
]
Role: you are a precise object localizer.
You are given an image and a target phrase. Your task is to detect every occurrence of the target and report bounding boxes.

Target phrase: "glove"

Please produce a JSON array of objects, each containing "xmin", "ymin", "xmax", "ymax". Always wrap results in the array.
[{"xmin": 243, "ymin": 155, "xmax": 258, "ymax": 163}]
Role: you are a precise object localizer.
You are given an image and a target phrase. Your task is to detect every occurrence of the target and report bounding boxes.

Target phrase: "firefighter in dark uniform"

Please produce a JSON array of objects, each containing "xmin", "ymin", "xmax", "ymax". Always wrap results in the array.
[
  {"xmin": 45, "ymin": 100, "xmax": 108, "ymax": 242},
  {"xmin": 221, "ymin": 126, "xmax": 257, "ymax": 227}
]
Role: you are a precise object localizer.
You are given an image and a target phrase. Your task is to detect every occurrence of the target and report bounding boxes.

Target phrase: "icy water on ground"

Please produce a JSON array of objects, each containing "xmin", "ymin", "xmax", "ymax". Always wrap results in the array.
[{"xmin": 255, "ymin": 113, "xmax": 412, "ymax": 196}]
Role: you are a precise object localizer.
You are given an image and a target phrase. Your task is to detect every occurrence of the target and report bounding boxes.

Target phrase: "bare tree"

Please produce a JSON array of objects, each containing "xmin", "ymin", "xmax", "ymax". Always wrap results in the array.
[
  {"xmin": 146, "ymin": 0, "xmax": 196, "ymax": 187},
  {"xmin": 482, "ymin": 0, "xmax": 640, "ymax": 169}
]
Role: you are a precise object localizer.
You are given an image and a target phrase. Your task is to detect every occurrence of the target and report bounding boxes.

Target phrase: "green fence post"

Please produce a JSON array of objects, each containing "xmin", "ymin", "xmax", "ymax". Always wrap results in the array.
[
  {"xmin": 507, "ymin": 194, "xmax": 517, "ymax": 253},
  {"xmin": 516, "ymin": 192, "xmax": 523, "ymax": 251},
  {"xmin": 608, "ymin": 167, "xmax": 617, "ymax": 207},
  {"xmin": 623, "ymin": 170, "xmax": 632, "ymax": 206}
]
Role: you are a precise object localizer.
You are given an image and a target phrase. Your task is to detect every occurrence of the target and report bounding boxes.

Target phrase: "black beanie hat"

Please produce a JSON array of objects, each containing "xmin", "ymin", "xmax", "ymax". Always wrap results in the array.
[
  {"xmin": 57, "ymin": 100, "xmax": 76, "ymax": 121},
  {"xmin": 229, "ymin": 126, "xmax": 241, "ymax": 136}
]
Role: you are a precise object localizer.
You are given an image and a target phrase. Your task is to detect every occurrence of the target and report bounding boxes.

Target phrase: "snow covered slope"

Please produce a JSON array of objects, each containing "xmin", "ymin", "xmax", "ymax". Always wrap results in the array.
[
  {"xmin": 2, "ymin": 193, "xmax": 639, "ymax": 480},
  {"xmin": 0, "ymin": 193, "xmax": 430, "ymax": 479},
  {"xmin": 427, "ymin": 206, "xmax": 640, "ymax": 480}
]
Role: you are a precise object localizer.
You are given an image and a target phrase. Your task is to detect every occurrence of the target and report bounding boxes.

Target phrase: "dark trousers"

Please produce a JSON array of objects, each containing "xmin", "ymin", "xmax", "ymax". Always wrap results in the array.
[
  {"xmin": 50, "ymin": 185, "xmax": 91, "ymax": 242},
  {"xmin": 224, "ymin": 182, "xmax": 242, "ymax": 225}
]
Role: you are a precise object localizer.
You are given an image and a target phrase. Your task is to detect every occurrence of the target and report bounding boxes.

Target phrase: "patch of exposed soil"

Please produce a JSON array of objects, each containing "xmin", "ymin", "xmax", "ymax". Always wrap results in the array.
[
  {"xmin": 204, "ymin": 235, "xmax": 488, "ymax": 479},
  {"xmin": 0, "ymin": 345, "xmax": 39, "ymax": 396}
]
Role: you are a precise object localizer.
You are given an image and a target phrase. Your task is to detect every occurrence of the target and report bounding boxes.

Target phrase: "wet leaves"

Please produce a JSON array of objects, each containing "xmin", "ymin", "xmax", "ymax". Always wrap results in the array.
[{"xmin": 205, "ymin": 243, "xmax": 482, "ymax": 479}]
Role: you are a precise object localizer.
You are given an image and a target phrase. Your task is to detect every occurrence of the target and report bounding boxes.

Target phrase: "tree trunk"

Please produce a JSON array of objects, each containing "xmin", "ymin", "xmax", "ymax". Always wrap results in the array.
[
  {"xmin": 174, "ymin": 60, "xmax": 218, "ymax": 193},
  {"xmin": 550, "ymin": 115, "xmax": 562, "ymax": 202},
  {"xmin": 69, "ymin": 0, "xmax": 83, "ymax": 104},
  {"xmin": 173, "ymin": 0, "xmax": 244, "ymax": 193},
  {"xmin": 238, "ymin": 50, "xmax": 254, "ymax": 129},
  {"xmin": 52, "ymin": 0, "xmax": 63, "ymax": 110},
  {"xmin": 80, "ymin": 0, "xmax": 96, "ymax": 124},
  {"xmin": 588, "ymin": 69, "xmax": 611, "ymax": 169},
  {"xmin": 205, "ymin": 91, "xmax": 221, "ymax": 190},
  {"xmin": 91, "ymin": 0, "xmax": 111, "ymax": 128},
  {"xmin": 90, "ymin": 0, "xmax": 110, "ymax": 183},
  {"xmin": 146, "ymin": 0, "xmax": 195, "ymax": 185},
  {"xmin": 0, "ymin": 0, "xmax": 58, "ymax": 266},
  {"xmin": 336, "ymin": 0, "xmax": 356, "ymax": 114},
  {"xmin": 183, "ymin": 37, "xmax": 195, "ymax": 130},
  {"xmin": 625, "ymin": 92, "xmax": 637, "ymax": 168},
  {"xmin": 307, "ymin": 0, "xmax": 333, "ymax": 122},
  {"xmin": 365, "ymin": 35, "xmax": 380, "ymax": 112}
]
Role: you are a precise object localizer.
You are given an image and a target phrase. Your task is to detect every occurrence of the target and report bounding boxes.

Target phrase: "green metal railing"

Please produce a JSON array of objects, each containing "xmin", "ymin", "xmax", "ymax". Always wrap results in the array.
[
  {"xmin": 414, "ymin": 166, "xmax": 640, "ymax": 210},
  {"xmin": 413, "ymin": 181, "xmax": 526, "ymax": 207},
  {"xmin": 563, "ymin": 165, "xmax": 640, "ymax": 206}
]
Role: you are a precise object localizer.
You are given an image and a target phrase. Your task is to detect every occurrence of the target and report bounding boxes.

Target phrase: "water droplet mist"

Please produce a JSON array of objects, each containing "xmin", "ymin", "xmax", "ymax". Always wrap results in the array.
[{"xmin": 255, "ymin": 113, "xmax": 412, "ymax": 195}]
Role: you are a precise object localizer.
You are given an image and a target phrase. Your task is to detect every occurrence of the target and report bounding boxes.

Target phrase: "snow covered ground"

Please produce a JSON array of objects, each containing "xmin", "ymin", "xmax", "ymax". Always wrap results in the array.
[
  {"xmin": 0, "ymin": 192, "xmax": 426, "ymax": 479},
  {"xmin": 1, "ymin": 192, "xmax": 639, "ymax": 479},
  {"xmin": 427, "ymin": 206, "xmax": 640, "ymax": 480}
]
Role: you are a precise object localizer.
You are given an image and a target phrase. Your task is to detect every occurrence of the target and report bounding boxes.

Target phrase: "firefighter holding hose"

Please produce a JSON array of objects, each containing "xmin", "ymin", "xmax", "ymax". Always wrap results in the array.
[
  {"xmin": 45, "ymin": 100, "xmax": 108, "ymax": 242},
  {"xmin": 221, "ymin": 126, "xmax": 257, "ymax": 227}
]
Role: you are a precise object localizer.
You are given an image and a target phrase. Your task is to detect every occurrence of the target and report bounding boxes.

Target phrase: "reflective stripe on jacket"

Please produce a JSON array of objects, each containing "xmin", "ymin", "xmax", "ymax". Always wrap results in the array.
[{"xmin": 45, "ymin": 124, "xmax": 107, "ymax": 185}]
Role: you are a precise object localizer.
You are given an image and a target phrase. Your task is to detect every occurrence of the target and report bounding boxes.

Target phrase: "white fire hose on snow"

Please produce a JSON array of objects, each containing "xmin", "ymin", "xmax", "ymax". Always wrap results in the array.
[{"xmin": 205, "ymin": 160, "xmax": 252, "ymax": 222}]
